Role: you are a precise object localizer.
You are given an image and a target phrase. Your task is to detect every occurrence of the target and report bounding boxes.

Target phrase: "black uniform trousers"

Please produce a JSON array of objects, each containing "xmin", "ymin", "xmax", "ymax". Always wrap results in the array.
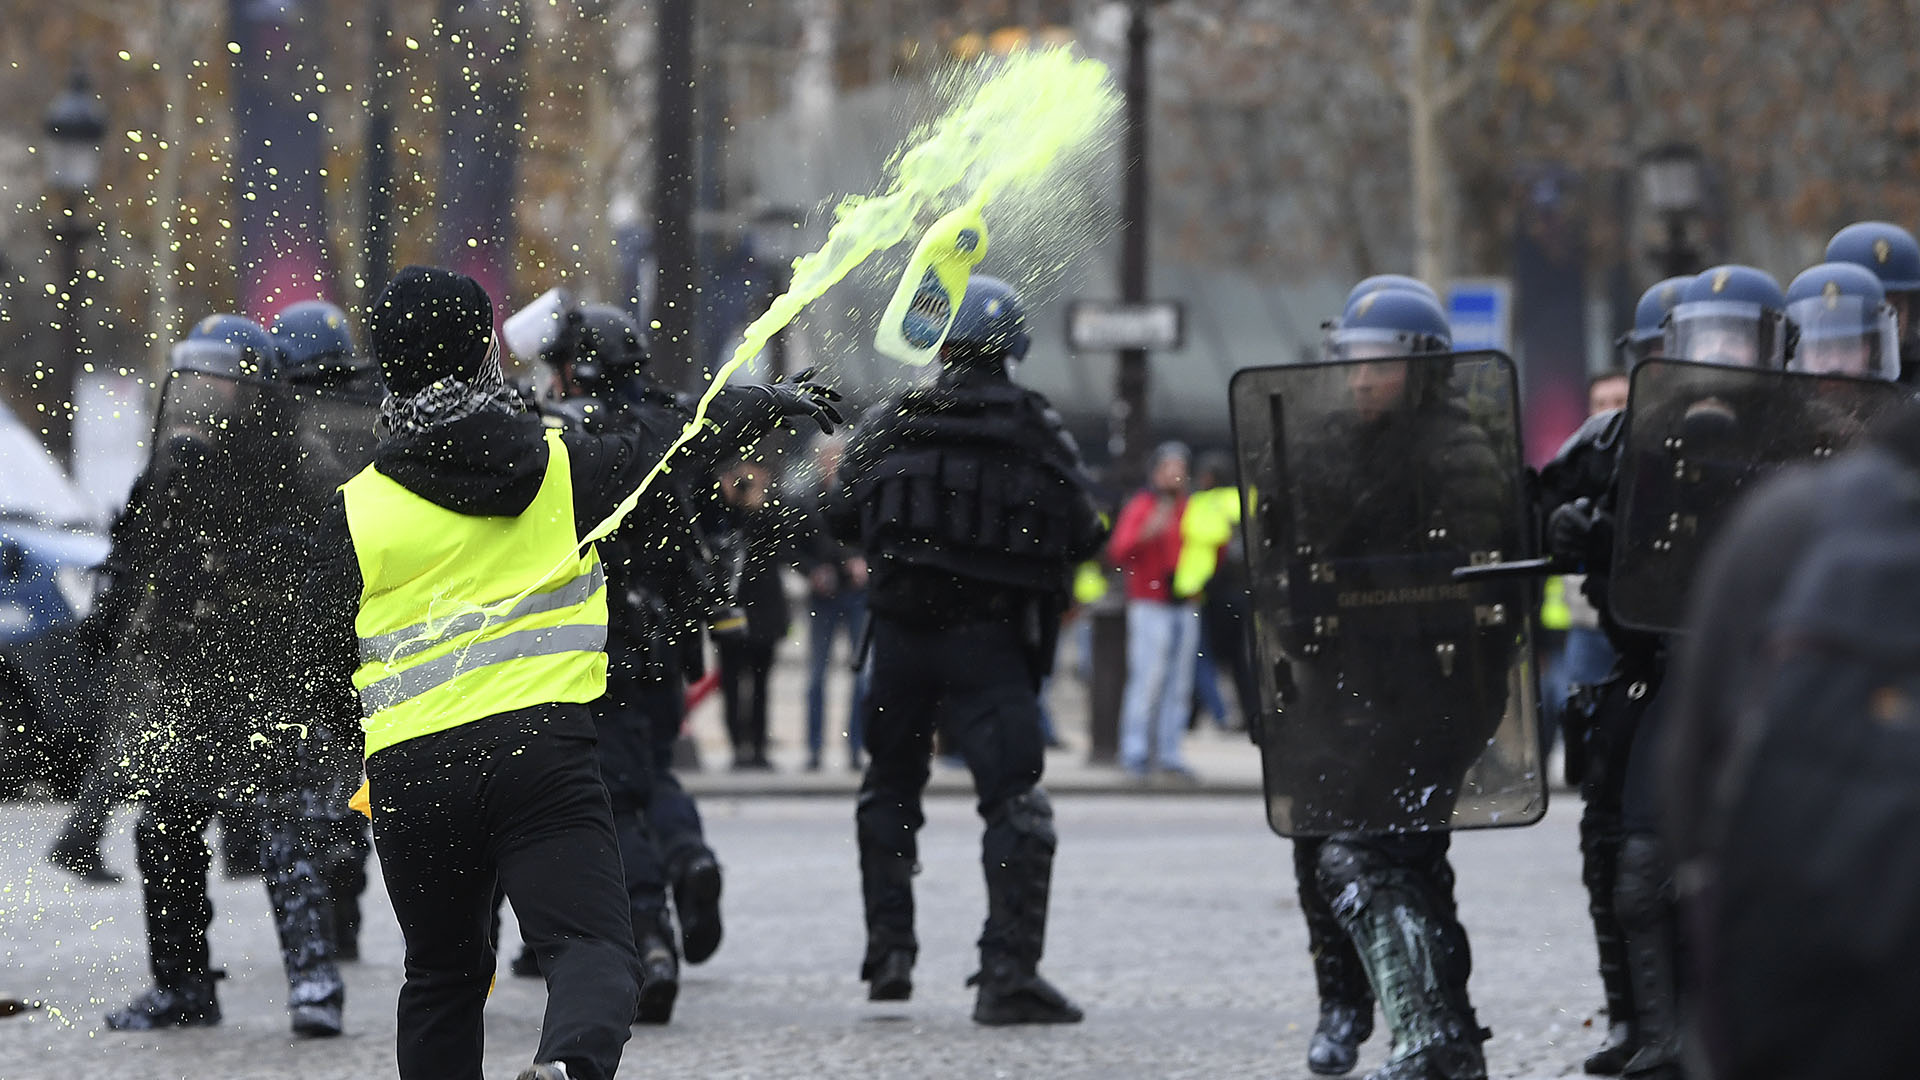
[
  {"xmin": 591, "ymin": 647, "xmax": 711, "ymax": 935},
  {"xmin": 367, "ymin": 704, "xmax": 639, "ymax": 1080},
  {"xmin": 855, "ymin": 614, "xmax": 1046, "ymax": 969},
  {"xmin": 134, "ymin": 793, "xmax": 344, "ymax": 1008}
]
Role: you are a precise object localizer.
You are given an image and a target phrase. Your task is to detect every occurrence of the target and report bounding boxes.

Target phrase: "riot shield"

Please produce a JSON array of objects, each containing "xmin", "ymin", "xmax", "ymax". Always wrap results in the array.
[
  {"xmin": 1609, "ymin": 358, "xmax": 1907, "ymax": 634},
  {"xmin": 114, "ymin": 370, "xmax": 376, "ymax": 799},
  {"xmin": 1229, "ymin": 351, "xmax": 1544, "ymax": 838}
]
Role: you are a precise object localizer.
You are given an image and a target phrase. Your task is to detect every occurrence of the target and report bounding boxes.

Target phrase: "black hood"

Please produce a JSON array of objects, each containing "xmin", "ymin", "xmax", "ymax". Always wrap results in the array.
[{"xmin": 371, "ymin": 411, "xmax": 550, "ymax": 516}]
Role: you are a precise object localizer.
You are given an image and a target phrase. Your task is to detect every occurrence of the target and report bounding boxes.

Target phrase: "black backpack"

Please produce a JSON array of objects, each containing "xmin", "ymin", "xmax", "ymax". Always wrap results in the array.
[{"xmin": 1704, "ymin": 448, "xmax": 1920, "ymax": 1078}]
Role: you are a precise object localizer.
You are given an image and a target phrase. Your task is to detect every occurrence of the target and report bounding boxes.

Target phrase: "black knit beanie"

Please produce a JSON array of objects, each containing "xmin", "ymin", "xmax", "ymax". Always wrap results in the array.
[{"xmin": 369, "ymin": 265, "xmax": 495, "ymax": 398}]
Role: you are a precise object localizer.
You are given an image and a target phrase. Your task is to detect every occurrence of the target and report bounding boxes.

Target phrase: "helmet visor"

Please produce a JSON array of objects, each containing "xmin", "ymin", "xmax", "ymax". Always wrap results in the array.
[
  {"xmin": 169, "ymin": 338, "xmax": 254, "ymax": 378},
  {"xmin": 1663, "ymin": 300, "xmax": 1785, "ymax": 369},
  {"xmin": 1786, "ymin": 294, "xmax": 1900, "ymax": 381},
  {"xmin": 1324, "ymin": 326, "xmax": 1441, "ymax": 363}
]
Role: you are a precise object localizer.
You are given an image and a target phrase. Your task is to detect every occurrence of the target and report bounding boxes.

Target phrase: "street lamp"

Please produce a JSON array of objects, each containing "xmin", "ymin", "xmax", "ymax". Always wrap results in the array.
[
  {"xmin": 747, "ymin": 205, "xmax": 805, "ymax": 382},
  {"xmin": 1637, "ymin": 143, "xmax": 1706, "ymax": 279},
  {"xmin": 42, "ymin": 65, "xmax": 106, "ymax": 471}
]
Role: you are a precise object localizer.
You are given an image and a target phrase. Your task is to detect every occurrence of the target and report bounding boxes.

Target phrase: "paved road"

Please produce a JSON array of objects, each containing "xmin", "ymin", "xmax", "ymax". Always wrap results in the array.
[{"xmin": 0, "ymin": 795, "xmax": 1602, "ymax": 1079}]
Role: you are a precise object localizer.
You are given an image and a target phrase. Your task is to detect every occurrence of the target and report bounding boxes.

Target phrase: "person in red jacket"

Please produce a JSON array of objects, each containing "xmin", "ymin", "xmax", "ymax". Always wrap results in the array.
[{"xmin": 1109, "ymin": 442, "xmax": 1198, "ymax": 779}]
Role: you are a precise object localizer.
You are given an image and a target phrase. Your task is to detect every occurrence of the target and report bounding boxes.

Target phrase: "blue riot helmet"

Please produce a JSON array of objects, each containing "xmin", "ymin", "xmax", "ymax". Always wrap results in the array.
[
  {"xmin": 1826, "ymin": 221, "xmax": 1920, "ymax": 375},
  {"xmin": 270, "ymin": 300, "xmax": 359, "ymax": 378},
  {"xmin": 1343, "ymin": 274, "xmax": 1440, "ymax": 314},
  {"xmin": 941, "ymin": 275, "xmax": 1030, "ymax": 377},
  {"xmin": 1824, "ymin": 221, "xmax": 1920, "ymax": 291},
  {"xmin": 1617, "ymin": 276, "xmax": 1692, "ymax": 368},
  {"xmin": 1784, "ymin": 262, "xmax": 1899, "ymax": 381},
  {"xmin": 1325, "ymin": 285, "xmax": 1452, "ymax": 362},
  {"xmin": 1663, "ymin": 265, "xmax": 1788, "ymax": 369},
  {"xmin": 169, "ymin": 313, "xmax": 280, "ymax": 379}
]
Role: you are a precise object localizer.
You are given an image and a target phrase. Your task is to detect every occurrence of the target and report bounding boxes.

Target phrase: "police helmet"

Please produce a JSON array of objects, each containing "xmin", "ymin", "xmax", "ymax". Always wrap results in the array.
[
  {"xmin": 1824, "ymin": 221, "xmax": 1920, "ymax": 293},
  {"xmin": 1784, "ymin": 262, "xmax": 1899, "ymax": 381},
  {"xmin": 170, "ymin": 314, "xmax": 279, "ymax": 380},
  {"xmin": 1325, "ymin": 286, "xmax": 1452, "ymax": 362},
  {"xmin": 1343, "ymin": 274, "xmax": 1440, "ymax": 314},
  {"xmin": 1663, "ymin": 265, "xmax": 1788, "ymax": 369},
  {"xmin": 946, "ymin": 275, "xmax": 1030, "ymax": 361},
  {"xmin": 571, "ymin": 304, "xmax": 651, "ymax": 388},
  {"xmin": 1616, "ymin": 276, "xmax": 1692, "ymax": 367},
  {"xmin": 270, "ymin": 299, "xmax": 359, "ymax": 377}
]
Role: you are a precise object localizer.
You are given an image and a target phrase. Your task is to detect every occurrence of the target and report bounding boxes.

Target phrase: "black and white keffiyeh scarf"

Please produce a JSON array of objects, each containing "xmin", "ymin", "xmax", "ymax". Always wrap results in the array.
[{"xmin": 375, "ymin": 337, "xmax": 525, "ymax": 438}]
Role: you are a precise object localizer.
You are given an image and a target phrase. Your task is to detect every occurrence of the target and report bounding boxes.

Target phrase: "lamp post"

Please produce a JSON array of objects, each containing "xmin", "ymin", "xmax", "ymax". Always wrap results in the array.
[
  {"xmin": 1638, "ymin": 144, "xmax": 1706, "ymax": 279},
  {"xmin": 42, "ymin": 66, "xmax": 106, "ymax": 471},
  {"xmin": 747, "ymin": 205, "xmax": 804, "ymax": 382}
]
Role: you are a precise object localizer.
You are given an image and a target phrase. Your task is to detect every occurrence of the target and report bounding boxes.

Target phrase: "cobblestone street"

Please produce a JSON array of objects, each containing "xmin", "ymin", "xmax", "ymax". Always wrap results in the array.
[{"xmin": 1, "ymin": 793, "xmax": 1602, "ymax": 1079}]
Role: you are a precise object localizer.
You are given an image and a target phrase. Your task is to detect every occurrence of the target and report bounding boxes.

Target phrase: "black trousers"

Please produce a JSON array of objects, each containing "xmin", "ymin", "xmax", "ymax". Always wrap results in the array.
[
  {"xmin": 855, "ymin": 616, "xmax": 1047, "ymax": 969},
  {"xmin": 134, "ymin": 793, "xmax": 344, "ymax": 1010},
  {"xmin": 716, "ymin": 637, "xmax": 776, "ymax": 762},
  {"xmin": 592, "ymin": 654, "xmax": 711, "ymax": 932},
  {"xmin": 367, "ymin": 706, "xmax": 639, "ymax": 1080}
]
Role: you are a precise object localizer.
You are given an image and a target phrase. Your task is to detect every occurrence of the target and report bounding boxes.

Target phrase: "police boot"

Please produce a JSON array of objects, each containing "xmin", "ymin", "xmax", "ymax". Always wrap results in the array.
[
  {"xmin": 634, "ymin": 910, "xmax": 681, "ymax": 1025},
  {"xmin": 47, "ymin": 825, "xmax": 121, "ymax": 884},
  {"xmin": 972, "ymin": 790, "xmax": 1082, "ymax": 1026},
  {"xmin": 671, "ymin": 850, "xmax": 724, "ymax": 965},
  {"xmin": 1310, "ymin": 1002, "xmax": 1373, "ymax": 1076},
  {"xmin": 510, "ymin": 944, "xmax": 542, "ymax": 978},
  {"xmin": 969, "ymin": 954, "xmax": 1083, "ymax": 1025},
  {"xmin": 105, "ymin": 974, "xmax": 222, "ymax": 1031},
  {"xmin": 1319, "ymin": 842, "xmax": 1487, "ymax": 1080},
  {"xmin": 1581, "ymin": 814, "xmax": 1638, "ymax": 1075},
  {"xmin": 1615, "ymin": 835, "xmax": 1683, "ymax": 1080},
  {"xmin": 515, "ymin": 1064, "xmax": 570, "ymax": 1080},
  {"xmin": 865, "ymin": 948, "xmax": 914, "ymax": 1002}
]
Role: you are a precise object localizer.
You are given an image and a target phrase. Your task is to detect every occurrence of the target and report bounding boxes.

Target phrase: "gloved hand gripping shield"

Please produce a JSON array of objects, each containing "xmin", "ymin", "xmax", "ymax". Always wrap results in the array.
[
  {"xmin": 1607, "ymin": 358, "xmax": 1907, "ymax": 633},
  {"xmin": 1228, "ymin": 351, "xmax": 1545, "ymax": 838}
]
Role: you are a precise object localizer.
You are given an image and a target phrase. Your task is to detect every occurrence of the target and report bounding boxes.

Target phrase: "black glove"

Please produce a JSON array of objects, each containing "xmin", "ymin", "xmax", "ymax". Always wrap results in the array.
[
  {"xmin": 1546, "ymin": 497, "xmax": 1596, "ymax": 565},
  {"xmin": 750, "ymin": 367, "xmax": 843, "ymax": 434}
]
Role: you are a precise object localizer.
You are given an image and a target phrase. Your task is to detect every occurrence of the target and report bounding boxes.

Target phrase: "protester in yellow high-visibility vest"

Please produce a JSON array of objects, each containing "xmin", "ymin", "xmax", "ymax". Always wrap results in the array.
[
  {"xmin": 304, "ymin": 266, "xmax": 839, "ymax": 1080},
  {"xmin": 1173, "ymin": 453, "xmax": 1259, "ymax": 732}
]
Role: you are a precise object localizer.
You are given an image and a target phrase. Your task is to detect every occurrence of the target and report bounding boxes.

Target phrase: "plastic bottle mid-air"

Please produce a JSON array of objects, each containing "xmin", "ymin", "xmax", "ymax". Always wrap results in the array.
[{"xmin": 875, "ymin": 204, "xmax": 990, "ymax": 365}]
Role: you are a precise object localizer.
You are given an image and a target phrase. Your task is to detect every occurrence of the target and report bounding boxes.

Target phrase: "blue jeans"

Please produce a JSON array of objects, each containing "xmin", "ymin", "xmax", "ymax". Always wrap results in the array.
[
  {"xmin": 1120, "ymin": 599, "xmax": 1199, "ymax": 772},
  {"xmin": 805, "ymin": 589, "xmax": 868, "ymax": 763}
]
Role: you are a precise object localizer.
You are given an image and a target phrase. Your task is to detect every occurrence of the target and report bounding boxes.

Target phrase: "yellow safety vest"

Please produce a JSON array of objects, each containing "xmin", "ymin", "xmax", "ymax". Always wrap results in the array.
[
  {"xmin": 342, "ymin": 427, "xmax": 609, "ymax": 757},
  {"xmin": 1172, "ymin": 486, "xmax": 1243, "ymax": 600},
  {"xmin": 1541, "ymin": 575, "xmax": 1572, "ymax": 631}
]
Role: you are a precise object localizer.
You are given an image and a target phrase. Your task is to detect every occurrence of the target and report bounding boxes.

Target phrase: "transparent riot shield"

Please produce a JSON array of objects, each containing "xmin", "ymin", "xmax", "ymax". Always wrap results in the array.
[
  {"xmin": 1229, "ymin": 351, "xmax": 1544, "ymax": 838},
  {"xmin": 1609, "ymin": 358, "xmax": 1908, "ymax": 634},
  {"xmin": 115, "ymin": 370, "xmax": 376, "ymax": 798}
]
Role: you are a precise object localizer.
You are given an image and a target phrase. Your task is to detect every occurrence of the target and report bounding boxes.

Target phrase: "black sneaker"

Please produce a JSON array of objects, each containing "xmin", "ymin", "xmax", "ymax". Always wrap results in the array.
[
  {"xmin": 1308, "ymin": 1001, "xmax": 1372, "ymax": 1075},
  {"xmin": 105, "ymin": 979, "xmax": 221, "ymax": 1031},
  {"xmin": 290, "ymin": 1000, "xmax": 343, "ymax": 1038},
  {"xmin": 865, "ymin": 950, "xmax": 914, "ymax": 1002},
  {"xmin": 673, "ymin": 853, "xmax": 724, "ymax": 965},
  {"xmin": 968, "ymin": 964, "xmax": 1083, "ymax": 1025},
  {"xmin": 515, "ymin": 1065, "xmax": 569, "ymax": 1080}
]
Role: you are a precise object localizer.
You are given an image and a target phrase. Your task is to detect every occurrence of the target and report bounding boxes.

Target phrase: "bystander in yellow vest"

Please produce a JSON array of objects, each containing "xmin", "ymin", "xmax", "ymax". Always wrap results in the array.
[{"xmin": 1172, "ymin": 485, "xmax": 1242, "ymax": 601}]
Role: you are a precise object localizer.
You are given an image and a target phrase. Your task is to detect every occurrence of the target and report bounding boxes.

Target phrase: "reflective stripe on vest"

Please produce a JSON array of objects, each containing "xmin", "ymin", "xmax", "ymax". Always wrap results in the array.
[{"xmin": 342, "ymin": 427, "xmax": 608, "ymax": 757}]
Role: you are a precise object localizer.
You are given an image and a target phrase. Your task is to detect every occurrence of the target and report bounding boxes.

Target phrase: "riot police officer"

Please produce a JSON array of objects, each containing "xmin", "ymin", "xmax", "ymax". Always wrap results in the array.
[
  {"xmin": 1823, "ymin": 221, "xmax": 1920, "ymax": 381},
  {"xmin": 1545, "ymin": 265, "xmax": 1790, "ymax": 1080},
  {"xmin": 100, "ymin": 314, "xmax": 352, "ymax": 1038},
  {"xmin": 829, "ymin": 275, "xmax": 1106, "ymax": 1024},
  {"xmin": 269, "ymin": 298, "xmax": 380, "ymax": 960},
  {"xmin": 1783, "ymin": 262, "xmax": 1901, "ymax": 381},
  {"xmin": 1544, "ymin": 275, "xmax": 1688, "ymax": 1076},
  {"xmin": 1273, "ymin": 284, "xmax": 1510, "ymax": 1080}
]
